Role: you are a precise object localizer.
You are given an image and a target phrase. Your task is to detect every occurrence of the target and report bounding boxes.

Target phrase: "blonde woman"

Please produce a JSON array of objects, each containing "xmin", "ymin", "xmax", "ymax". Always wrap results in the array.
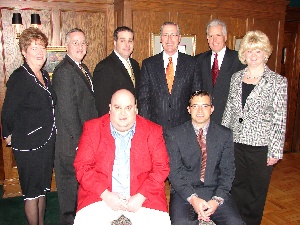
[{"xmin": 222, "ymin": 30, "xmax": 287, "ymax": 225}]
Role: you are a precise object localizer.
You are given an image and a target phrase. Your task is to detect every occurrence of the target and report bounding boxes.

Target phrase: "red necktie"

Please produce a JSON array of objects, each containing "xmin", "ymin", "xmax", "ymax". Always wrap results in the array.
[
  {"xmin": 212, "ymin": 53, "xmax": 219, "ymax": 86},
  {"xmin": 197, "ymin": 128, "xmax": 207, "ymax": 182},
  {"xmin": 166, "ymin": 57, "xmax": 174, "ymax": 94}
]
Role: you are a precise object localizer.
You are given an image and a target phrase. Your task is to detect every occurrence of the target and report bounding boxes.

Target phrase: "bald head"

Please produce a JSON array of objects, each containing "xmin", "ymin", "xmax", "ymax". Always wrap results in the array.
[{"xmin": 109, "ymin": 89, "xmax": 137, "ymax": 132}]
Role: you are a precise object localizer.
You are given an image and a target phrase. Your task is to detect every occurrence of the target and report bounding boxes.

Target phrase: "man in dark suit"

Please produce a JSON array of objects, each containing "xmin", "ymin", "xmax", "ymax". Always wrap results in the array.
[
  {"xmin": 93, "ymin": 26, "xmax": 140, "ymax": 116},
  {"xmin": 165, "ymin": 90, "xmax": 244, "ymax": 225},
  {"xmin": 138, "ymin": 22, "xmax": 201, "ymax": 131},
  {"xmin": 52, "ymin": 28, "xmax": 98, "ymax": 225},
  {"xmin": 195, "ymin": 19, "xmax": 245, "ymax": 124}
]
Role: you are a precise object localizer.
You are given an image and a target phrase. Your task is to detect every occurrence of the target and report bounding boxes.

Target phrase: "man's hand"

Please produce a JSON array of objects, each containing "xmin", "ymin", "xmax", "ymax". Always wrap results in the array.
[
  {"xmin": 100, "ymin": 190, "xmax": 128, "ymax": 211},
  {"xmin": 204, "ymin": 200, "xmax": 218, "ymax": 217},
  {"xmin": 126, "ymin": 193, "xmax": 146, "ymax": 212},
  {"xmin": 5, "ymin": 135, "xmax": 11, "ymax": 146},
  {"xmin": 190, "ymin": 195, "xmax": 211, "ymax": 222}
]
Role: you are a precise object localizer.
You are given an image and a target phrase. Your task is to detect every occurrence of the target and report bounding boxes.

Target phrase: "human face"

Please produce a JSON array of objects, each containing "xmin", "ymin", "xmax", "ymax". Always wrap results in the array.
[
  {"xmin": 22, "ymin": 40, "xmax": 46, "ymax": 70},
  {"xmin": 109, "ymin": 90, "xmax": 137, "ymax": 132},
  {"xmin": 207, "ymin": 25, "xmax": 227, "ymax": 53},
  {"xmin": 187, "ymin": 95, "xmax": 214, "ymax": 128},
  {"xmin": 244, "ymin": 49, "xmax": 266, "ymax": 69},
  {"xmin": 160, "ymin": 24, "xmax": 181, "ymax": 56},
  {"xmin": 66, "ymin": 31, "xmax": 87, "ymax": 63},
  {"xmin": 114, "ymin": 31, "xmax": 134, "ymax": 60}
]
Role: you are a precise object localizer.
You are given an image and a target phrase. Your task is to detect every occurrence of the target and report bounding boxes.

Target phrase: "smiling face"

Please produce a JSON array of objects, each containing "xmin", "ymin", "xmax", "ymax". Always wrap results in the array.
[
  {"xmin": 109, "ymin": 89, "xmax": 137, "ymax": 132},
  {"xmin": 160, "ymin": 24, "xmax": 181, "ymax": 56},
  {"xmin": 22, "ymin": 40, "xmax": 46, "ymax": 70},
  {"xmin": 207, "ymin": 25, "xmax": 227, "ymax": 53},
  {"xmin": 244, "ymin": 48, "xmax": 266, "ymax": 69},
  {"xmin": 188, "ymin": 95, "xmax": 214, "ymax": 128},
  {"xmin": 66, "ymin": 31, "xmax": 87, "ymax": 63},
  {"xmin": 114, "ymin": 30, "xmax": 134, "ymax": 60}
]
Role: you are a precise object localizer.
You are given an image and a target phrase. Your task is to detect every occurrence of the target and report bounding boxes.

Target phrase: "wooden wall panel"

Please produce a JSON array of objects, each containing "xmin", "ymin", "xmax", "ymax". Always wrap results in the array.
[
  {"xmin": 177, "ymin": 13, "xmax": 211, "ymax": 54},
  {"xmin": 131, "ymin": 10, "xmax": 169, "ymax": 64},
  {"xmin": 61, "ymin": 11, "xmax": 107, "ymax": 72},
  {"xmin": 253, "ymin": 19, "xmax": 281, "ymax": 71}
]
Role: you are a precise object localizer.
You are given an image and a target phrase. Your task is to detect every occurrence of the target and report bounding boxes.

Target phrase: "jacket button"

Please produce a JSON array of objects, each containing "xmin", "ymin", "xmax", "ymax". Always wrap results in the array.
[{"xmin": 239, "ymin": 118, "xmax": 243, "ymax": 123}]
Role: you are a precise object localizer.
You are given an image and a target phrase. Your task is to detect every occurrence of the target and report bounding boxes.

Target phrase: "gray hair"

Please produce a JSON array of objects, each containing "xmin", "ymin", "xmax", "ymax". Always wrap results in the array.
[
  {"xmin": 65, "ymin": 28, "xmax": 85, "ymax": 44},
  {"xmin": 206, "ymin": 19, "xmax": 227, "ymax": 36},
  {"xmin": 159, "ymin": 22, "xmax": 181, "ymax": 36}
]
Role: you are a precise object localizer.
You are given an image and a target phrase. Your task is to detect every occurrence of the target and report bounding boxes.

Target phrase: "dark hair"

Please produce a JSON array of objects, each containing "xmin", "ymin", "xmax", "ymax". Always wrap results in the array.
[
  {"xmin": 189, "ymin": 90, "xmax": 213, "ymax": 106},
  {"xmin": 65, "ymin": 28, "xmax": 85, "ymax": 44},
  {"xmin": 114, "ymin": 26, "xmax": 134, "ymax": 41},
  {"xmin": 19, "ymin": 27, "xmax": 48, "ymax": 52},
  {"xmin": 159, "ymin": 22, "xmax": 181, "ymax": 36}
]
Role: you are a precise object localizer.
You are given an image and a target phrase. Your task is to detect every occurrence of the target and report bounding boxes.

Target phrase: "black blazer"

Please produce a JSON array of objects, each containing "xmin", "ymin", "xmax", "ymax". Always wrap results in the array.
[
  {"xmin": 93, "ymin": 51, "xmax": 140, "ymax": 116},
  {"xmin": 52, "ymin": 55, "xmax": 98, "ymax": 156},
  {"xmin": 165, "ymin": 120, "xmax": 235, "ymax": 201},
  {"xmin": 195, "ymin": 47, "xmax": 246, "ymax": 124},
  {"xmin": 1, "ymin": 63, "xmax": 56, "ymax": 150},
  {"xmin": 138, "ymin": 52, "xmax": 201, "ymax": 131}
]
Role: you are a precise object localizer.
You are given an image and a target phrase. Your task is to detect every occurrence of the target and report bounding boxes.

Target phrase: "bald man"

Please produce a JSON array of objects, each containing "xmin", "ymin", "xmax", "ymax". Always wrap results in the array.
[{"xmin": 74, "ymin": 89, "xmax": 170, "ymax": 217}]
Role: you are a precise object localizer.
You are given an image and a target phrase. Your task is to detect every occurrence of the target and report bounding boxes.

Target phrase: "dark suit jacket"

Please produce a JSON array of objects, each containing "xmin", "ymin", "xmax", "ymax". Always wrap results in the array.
[
  {"xmin": 165, "ymin": 120, "xmax": 235, "ymax": 201},
  {"xmin": 138, "ymin": 52, "xmax": 201, "ymax": 131},
  {"xmin": 195, "ymin": 48, "xmax": 245, "ymax": 124},
  {"xmin": 93, "ymin": 51, "xmax": 140, "ymax": 116},
  {"xmin": 74, "ymin": 114, "xmax": 170, "ymax": 212},
  {"xmin": 52, "ymin": 54, "xmax": 98, "ymax": 157},
  {"xmin": 1, "ymin": 63, "xmax": 56, "ymax": 150}
]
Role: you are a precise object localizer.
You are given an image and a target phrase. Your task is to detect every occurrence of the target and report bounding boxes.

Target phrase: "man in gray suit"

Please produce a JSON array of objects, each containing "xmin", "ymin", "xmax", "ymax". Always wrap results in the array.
[
  {"xmin": 195, "ymin": 19, "xmax": 245, "ymax": 124},
  {"xmin": 138, "ymin": 22, "xmax": 201, "ymax": 131},
  {"xmin": 93, "ymin": 26, "xmax": 140, "ymax": 117},
  {"xmin": 52, "ymin": 28, "xmax": 98, "ymax": 225},
  {"xmin": 165, "ymin": 90, "xmax": 244, "ymax": 225}
]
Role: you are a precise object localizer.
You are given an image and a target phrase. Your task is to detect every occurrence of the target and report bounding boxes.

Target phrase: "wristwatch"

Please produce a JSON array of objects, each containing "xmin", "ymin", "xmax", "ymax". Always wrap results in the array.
[{"xmin": 211, "ymin": 196, "xmax": 224, "ymax": 206}]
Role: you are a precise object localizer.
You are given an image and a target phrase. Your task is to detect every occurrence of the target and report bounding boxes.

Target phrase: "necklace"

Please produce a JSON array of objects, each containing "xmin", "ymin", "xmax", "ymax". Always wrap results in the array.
[{"xmin": 245, "ymin": 74, "xmax": 262, "ymax": 79}]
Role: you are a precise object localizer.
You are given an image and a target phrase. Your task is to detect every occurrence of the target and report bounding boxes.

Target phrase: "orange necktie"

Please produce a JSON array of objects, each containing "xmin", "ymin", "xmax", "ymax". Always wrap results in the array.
[
  {"xmin": 198, "ymin": 128, "xmax": 207, "ymax": 182},
  {"xmin": 166, "ymin": 57, "xmax": 174, "ymax": 94}
]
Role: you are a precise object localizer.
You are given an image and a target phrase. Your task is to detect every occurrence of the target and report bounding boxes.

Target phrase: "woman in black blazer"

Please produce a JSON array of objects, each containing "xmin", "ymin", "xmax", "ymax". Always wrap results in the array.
[{"xmin": 1, "ymin": 27, "xmax": 56, "ymax": 225}]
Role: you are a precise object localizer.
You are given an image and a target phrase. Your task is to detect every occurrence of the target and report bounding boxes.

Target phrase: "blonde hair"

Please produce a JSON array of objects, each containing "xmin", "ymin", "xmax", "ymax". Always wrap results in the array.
[{"xmin": 238, "ymin": 30, "xmax": 272, "ymax": 65}]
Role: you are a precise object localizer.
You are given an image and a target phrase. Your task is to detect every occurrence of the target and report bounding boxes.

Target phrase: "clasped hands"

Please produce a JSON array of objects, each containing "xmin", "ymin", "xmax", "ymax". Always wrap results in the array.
[
  {"xmin": 190, "ymin": 195, "xmax": 218, "ymax": 222},
  {"xmin": 101, "ymin": 190, "xmax": 146, "ymax": 212}
]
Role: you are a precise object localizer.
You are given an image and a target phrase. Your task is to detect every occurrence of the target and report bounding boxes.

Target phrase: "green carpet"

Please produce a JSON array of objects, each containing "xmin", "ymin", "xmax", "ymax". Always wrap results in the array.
[{"xmin": 0, "ymin": 186, "xmax": 60, "ymax": 225}]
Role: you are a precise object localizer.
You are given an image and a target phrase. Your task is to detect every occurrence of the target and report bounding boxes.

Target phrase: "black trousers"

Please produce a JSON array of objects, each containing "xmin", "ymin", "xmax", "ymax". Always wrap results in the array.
[
  {"xmin": 169, "ymin": 190, "xmax": 245, "ymax": 225},
  {"xmin": 231, "ymin": 143, "xmax": 273, "ymax": 225}
]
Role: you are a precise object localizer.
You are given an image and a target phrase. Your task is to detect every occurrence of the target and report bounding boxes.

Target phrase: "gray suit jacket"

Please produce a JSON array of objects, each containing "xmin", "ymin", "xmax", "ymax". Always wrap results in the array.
[
  {"xmin": 138, "ymin": 52, "xmax": 201, "ymax": 130},
  {"xmin": 195, "ymin": 48, "xmax": 246, "ymax": 124},
  {"xmin": 52, "ymin": 55, "xmax": 98, "ymax": 157},
  {"xmin": 165, "ymin": 120, "xmax": 235, "ymax": 201}
]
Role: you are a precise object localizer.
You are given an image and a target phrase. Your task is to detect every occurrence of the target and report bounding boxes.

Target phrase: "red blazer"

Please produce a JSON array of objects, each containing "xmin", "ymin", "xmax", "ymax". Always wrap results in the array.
[{"xmin": 74, "ymin": 114, "xmax": 170, "ymax": 212}]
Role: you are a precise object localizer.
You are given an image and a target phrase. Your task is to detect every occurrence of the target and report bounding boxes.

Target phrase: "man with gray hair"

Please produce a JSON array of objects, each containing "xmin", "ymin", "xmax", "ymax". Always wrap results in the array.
[
  {"xmin": 195, "ymin": 19, "xmax": 245, "ymax": 125},
  {"xmin": 52, "ymin": 28, "xmax": 98, "ymax": 225},
  {"xmin": 138, "ymin": 22, "xmax": 201, "ymax": 131}
]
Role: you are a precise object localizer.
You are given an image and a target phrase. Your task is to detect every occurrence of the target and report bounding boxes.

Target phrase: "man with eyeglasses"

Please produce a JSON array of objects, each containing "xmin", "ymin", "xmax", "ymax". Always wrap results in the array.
[
  {"xmin": 52, "ymin": 28, "xmax": 98, "ymax": 225},
  {"xmin": 138, "ymin": 22, "xmax": 201, "ymax": 132},
  {"xmin": 93, "ymin": 26, "xmax": 140, "ymax": 117},
  {"xmin": 165, "ymin": 90, "xmax": 244, "ymax": 225}
]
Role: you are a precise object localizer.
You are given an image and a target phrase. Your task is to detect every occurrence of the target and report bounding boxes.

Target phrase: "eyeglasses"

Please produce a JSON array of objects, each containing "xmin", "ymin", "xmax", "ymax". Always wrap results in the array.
[
  {"xmin": 161, "ymin": 33, "xmax": 179, "ymax": 39},
  {"xmin": 71, "ymin": 41, "xmax": 88, "ymax": 47},
  {"xmin": 190, "ymin": 104, "xmax": 212, "ymax": 110}
]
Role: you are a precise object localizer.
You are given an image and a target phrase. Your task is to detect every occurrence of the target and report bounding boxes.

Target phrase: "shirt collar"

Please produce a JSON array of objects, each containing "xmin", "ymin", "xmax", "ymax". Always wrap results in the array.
[
  {"xmin": 110, "ymin": 122, "xmax": 136, "ymax": 139},
  {"xmin": 114, "ymin": 50, "xmax": 130, "ymax": 66},
  {"xmin": 192, "ymin": 122, "xmax": 210, "ymax": 136}
]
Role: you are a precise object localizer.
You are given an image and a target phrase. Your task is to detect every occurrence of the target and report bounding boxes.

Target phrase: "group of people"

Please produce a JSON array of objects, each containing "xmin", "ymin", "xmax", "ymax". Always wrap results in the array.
[{"xmin": 1, "ymin": 18, "xmax": 287, "ymax": 225}]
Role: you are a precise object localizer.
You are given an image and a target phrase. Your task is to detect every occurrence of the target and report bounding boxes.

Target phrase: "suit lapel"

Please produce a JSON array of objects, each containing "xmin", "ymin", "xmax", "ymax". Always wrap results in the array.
[
  {"xmin": 153, "ymin": 53, "xmax": 170, "ymax": 95},
  {"xmin": 65, "ymin": 55, "xmax": 94, "ymax": 95},
  {"xmin": 203, "ymin": 51, "xmax": 213, "ymax": 91}
]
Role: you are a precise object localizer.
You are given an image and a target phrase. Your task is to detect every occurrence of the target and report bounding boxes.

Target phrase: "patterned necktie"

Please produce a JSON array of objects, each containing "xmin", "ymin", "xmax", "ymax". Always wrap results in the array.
[
  {"xmin": 166, "ymin": 57, "xmax": 174, "ymax": 94},
  {"xmin": 197, "ymin": 128, "xmax": 207, "ymax": 182},
  {"xmin": 79, "ymin": 64, "xmax": 93, "ymax": 92},
  {"xmin": 212, "ymin": 53, "xmax": 219, "ymax": 86},
  {"xmin": 126, "ymin": 60, "xmax": 135, "ymax": 87}
]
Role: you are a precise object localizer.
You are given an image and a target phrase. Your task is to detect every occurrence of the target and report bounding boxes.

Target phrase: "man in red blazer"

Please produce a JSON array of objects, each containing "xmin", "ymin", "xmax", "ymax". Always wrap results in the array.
[{"xmin": 74, "ymin": 89, "xmax": 170, "ymax": 214}]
